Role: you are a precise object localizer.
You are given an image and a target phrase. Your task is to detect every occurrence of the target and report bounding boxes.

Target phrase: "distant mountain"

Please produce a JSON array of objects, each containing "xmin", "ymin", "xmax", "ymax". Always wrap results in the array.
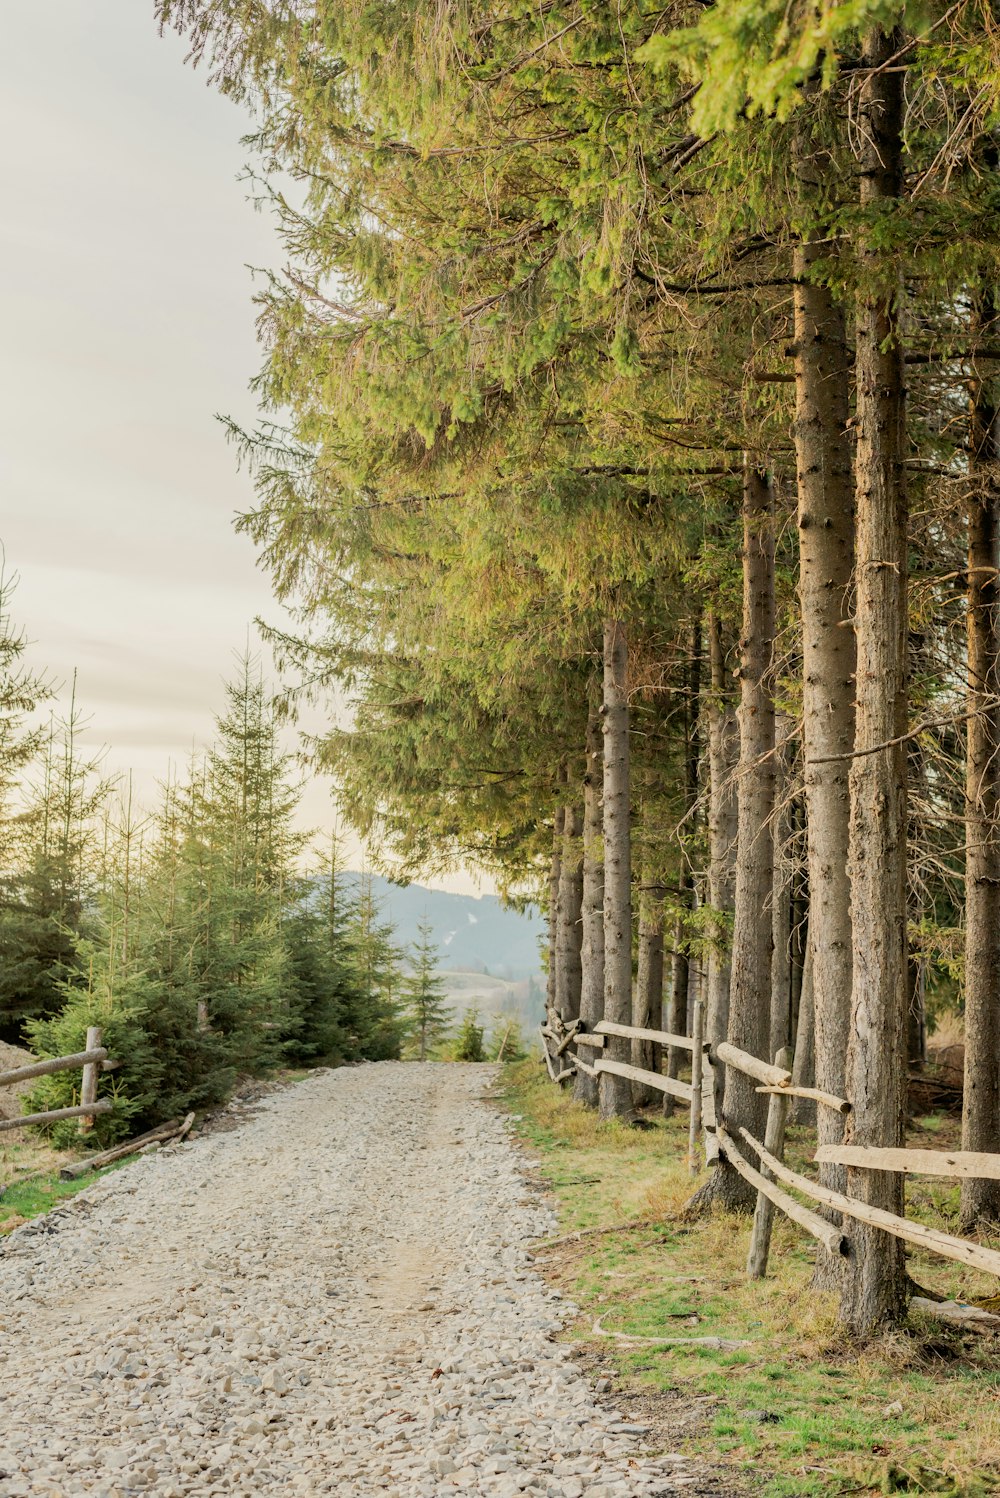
[{"xmin": 342, "ymin": 873, "xmax": 545, "ymax": 981}]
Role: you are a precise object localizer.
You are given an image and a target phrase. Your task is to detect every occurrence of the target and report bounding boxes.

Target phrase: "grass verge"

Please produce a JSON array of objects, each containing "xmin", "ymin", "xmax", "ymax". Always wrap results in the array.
[{"xmin": 501, "ymin": 1057, "xmax": 1000, "ymax": 1498}]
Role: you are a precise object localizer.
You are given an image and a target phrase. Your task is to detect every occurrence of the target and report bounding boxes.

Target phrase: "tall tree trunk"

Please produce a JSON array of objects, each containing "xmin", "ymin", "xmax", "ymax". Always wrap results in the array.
[
  {"xmin": 555, "ymin": 804, "xmax": 584, "ymax": 1027},
  {"xmin": 770, "ymin": 711, "xmax": 795, "ymax": 1057},
  {"xmin": 840, "ymin": 27, "xmax": 909, "ymax": 1336},
  {"xmin": 575, "ymin": 704, "xmax": 605, "ymax": 1108},
  {"xmin": 633, "ymin": 864, "xmax": 665, "ymax": 1105},
  {"xmin": 962, "ymin": 287, "xmax": 1000, "ymax": 1229},
  {"xmin": 793, "ymin": 85, "xmax": 856, "ymax": 1283},
  {"xmin": 600, "ymin": 618, "xmax": 636, "ymax": 1122},
  {"xmin": 667, "ymin": 620, "xmax": 702, "ymax": 1111},
  {"xmin": 706, "ymin": 611, "xmax": 738, "ymax": 1056},
  {"xmin": 545, "ymin": 805, "xmax": 565, "ymax": 1033},
  {"xmin": 791, "ymin": 933, "xmax": 817, "ymax": 1126},
  {"xmin": 664, "ymin": 875, "xmax": 692, "ymax": 1117},
  {"xmin": 906, "ymin": 954, "xmax": 925, "ymax": 1069},
  {"xmin": 713, "ymin": 465, "xmax": 776, "ymax": 1211}
]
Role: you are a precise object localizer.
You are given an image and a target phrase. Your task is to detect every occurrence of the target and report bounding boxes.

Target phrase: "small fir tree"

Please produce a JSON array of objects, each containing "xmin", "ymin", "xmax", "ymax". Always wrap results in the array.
[{"xmin": 403, "ymin": 916, "xmax": 451, "ymax": 1060}]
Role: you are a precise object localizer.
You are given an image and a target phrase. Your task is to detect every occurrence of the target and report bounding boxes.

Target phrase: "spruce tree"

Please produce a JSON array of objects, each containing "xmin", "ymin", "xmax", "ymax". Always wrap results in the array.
[{"xmin": 403, "ymin": 916, "xmax": 451, "ymax": 1060}]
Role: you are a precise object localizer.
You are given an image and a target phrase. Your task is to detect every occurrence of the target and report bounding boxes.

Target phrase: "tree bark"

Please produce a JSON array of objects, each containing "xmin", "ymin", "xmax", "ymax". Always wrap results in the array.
[
  {"xmin": 545, "ymin": 805, "xmax": 565, "ymax": 1033},
  {"xmin": 555, "ymin": 804, "xmax": 584, "ymax": 1028},
  {"xmin": 706, "ymin": 610, "xmax": 738, "ymax": 1059},
  {"xmin": 769, "ymin": 712, "xmax": 795, "ymax": 1057},
  {"xmin": 574, "ymin": 703, "xmax": 605, "ymax": 1108},
  {"xmin": 663, "ymin": 879, "xmax": 692, "ymax": 1117},
  {"xmin": 792, "ymin": 85, "xmax": 856, "ymax": 1271},
  {"xmin": 961, "ymin": 285, "xmax": 1000, "ymax": 1229},
  {"xmin": 840, "ymin": 27, "xmax": 909, "ymax": 1337},
  {"xmin": 599, "ymin": 617, "xmax": 636, "ymax": 1122},
  {"xmin": 633, "ymin": 864, "xmax": 666, "ymax": 1104},
  {"xmin": 666, "ymin": 620, "xmax": 702, "ymax": 1112},
  {"xmin": 713, "ymin": 465, "xmax": 776, "ymax": 1211},
  {"xmin": 791, "ymin": 934, "xmax": 817, "ymax": 1127}
]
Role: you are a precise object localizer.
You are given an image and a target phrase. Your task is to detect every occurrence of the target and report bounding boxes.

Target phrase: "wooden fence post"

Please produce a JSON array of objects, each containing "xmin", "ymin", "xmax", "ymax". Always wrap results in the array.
[
  {"xmin": 746, "ymin": 1045, "xmax": 793, "ymax": 1278},
  {"xmin": 688, "ymin": 997, "xmax": 704, "ymax": 1174},
  {"xmin": 78, "ymin": 1026, "xmax": 102, "ymax": 1135}
]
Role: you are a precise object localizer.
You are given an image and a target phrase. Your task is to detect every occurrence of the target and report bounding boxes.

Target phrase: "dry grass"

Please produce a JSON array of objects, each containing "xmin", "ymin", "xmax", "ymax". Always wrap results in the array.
[
  {"xmin": 928, "ymin": 1011, "xmax": 965, "ymax": 1050},
  {"xmin": 503, "ymin": 1058, "xmax": 1000, "ymax": 1497}
]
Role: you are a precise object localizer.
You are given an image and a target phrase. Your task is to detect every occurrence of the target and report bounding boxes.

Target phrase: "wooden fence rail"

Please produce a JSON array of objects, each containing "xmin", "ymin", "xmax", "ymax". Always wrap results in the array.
[
  {"xmin": 0, "ymin": 1048, "xmax": 108, "ymax": 1089},
  {"xmin": 538, "ymin": 1010, "xmax": 1000, "ymax": 1294},
  {"xmin": 0, "ymin": 1027, "xmax": 113, "ymax": 1136}
]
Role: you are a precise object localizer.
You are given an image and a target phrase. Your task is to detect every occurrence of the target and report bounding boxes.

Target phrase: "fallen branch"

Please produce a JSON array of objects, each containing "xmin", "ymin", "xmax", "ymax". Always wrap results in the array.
[
  {"xmin": 593, "ymin": 1318, "xmax": 749, "ymax": 1351},
  {"xmin": 59, "ymin": 1112, "xmax": 195, "ymax": 1179},
  {"xmin": 534, "ymin": 1218, "xmax": 662, "ymax": 1250}
]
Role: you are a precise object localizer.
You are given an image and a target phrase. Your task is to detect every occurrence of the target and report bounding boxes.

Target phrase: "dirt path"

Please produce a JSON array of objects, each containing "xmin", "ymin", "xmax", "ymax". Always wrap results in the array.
[{"xmin": 0, "ymin": 1063, "xmax": 696, "ymax": 1497}]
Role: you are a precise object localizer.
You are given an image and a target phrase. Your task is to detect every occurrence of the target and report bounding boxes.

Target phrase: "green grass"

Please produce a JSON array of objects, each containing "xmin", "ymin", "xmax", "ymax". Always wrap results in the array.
[
  {"xmin": 502, "ymin": 1059, "xmax": 1000, "ymax": 1498},
  {"xmin": 0, "ymin": 1156, "xmax": 133, "ymax": 1230}
]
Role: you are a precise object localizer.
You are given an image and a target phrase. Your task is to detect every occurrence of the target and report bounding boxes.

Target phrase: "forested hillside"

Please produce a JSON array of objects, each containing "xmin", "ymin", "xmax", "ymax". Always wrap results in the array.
[
  {"xmin": 153, "ymin": 0, "xmax": 1000, "ymax": 1337},
  {"xmin": 351, "ymin": 875, "xmax": 544, "ymax": 979}
]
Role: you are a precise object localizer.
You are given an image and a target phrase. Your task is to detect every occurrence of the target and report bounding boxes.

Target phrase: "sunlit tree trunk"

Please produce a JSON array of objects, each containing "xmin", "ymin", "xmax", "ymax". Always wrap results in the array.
[
  {"xmin": 574, "ymin": 703, "xmax": 605, "ymax": 1108},
  {"xmin": 793, "ymin": 84, "xmax": 856, "ymax": 1288},
  {"xmin": 712, "ymin": 465, "xmax": 776, "ymax": 1211},
  {"xmin": 706, "ymin": 611, "xmax": 738, "ymax": 1058},
  {"xmin": 633, "ymin": 858, "xmax": 665, "ymax": 1104},
  {"xmin": 544, "ymin": 805, "xmax": 565, "ymax": 1034},
  {"xmin": 599, "ymin": 617, "xmax": 636, "ymax": 1122},
  {"xmin": 840, "ymin": 27, "xmax": 909, "ymax": 1336},
  {"xmin": 555, "ymin": 804, "xmax": 583, "ymax": 1028},
  {"xmin": 769, "ymin": 711, "xmax": 795, "ymax": 1057}
]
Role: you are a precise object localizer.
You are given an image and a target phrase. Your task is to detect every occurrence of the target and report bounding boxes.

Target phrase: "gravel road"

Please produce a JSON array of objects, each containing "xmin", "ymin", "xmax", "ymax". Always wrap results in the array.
[{"xmin": 0, "ymin": 1063, "xmax": 693, "ymax": 1497}]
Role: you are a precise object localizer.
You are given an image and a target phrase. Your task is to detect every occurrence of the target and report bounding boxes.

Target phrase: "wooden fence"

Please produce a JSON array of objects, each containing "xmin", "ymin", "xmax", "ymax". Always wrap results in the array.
[
  {"xmin": 539, "ymin": 1012, "xmax": 1000, "ymax": 1296},
  {"xmin": 0, "ymin": 1026, "xmax": 113, "ymax": 1136}
]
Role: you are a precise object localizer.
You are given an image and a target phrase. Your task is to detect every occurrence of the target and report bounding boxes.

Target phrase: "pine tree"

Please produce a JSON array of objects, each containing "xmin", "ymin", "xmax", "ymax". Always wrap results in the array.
[{"xmin": 403, "ymin": 916, "xmax": 451, "ymax": 1060}]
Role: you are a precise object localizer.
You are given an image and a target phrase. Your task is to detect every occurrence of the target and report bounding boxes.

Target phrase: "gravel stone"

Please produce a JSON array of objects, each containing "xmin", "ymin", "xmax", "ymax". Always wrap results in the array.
[{"xmin": 0, "ymin": 1063, "xmax": 687, "ymax": 1494}]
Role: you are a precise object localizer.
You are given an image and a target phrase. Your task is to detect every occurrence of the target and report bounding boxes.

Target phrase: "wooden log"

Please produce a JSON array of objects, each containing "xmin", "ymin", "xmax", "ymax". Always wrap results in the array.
[
  {"xmin": 910, "ymin": 1296, "xmax": 1000, "ymax": 1329},
  {"xmin": 596, "ymin": 1020, "xmax": 701, "ymax": 1051},
  {"xmin": 701, "ymin": 1058, "xmax": 718, "ymax": 1130},
  {"xmin": 555, "ymin": 1020, "xmax": 581, "ymax": 1057},
  {"xmin": 539, "ymin": 1026, "xmax": 559, "ymax": 1083},
  {"xmin": 574, "ymin": 1055, "xmax": 598, "ymax": 1079},
  {"xmin": 0, "ymin": 1101, "xmax": 113, "ymax": 1133},
  {"xmin": 59, "ymin": 1112, "xmax": 195, "ymax": 1179},
  {"xmin": 747, "ymin": 1046, "xmax": 793, "ymax": 1278},
  {"xmin": 592, "ymin": 1318, "xmax": 749, "ymax": 1352},
  {"xmin": 704, "ymin": 1128, "xmax": 720, "ymax": 1166},
  {"xmin": 716, "ymin": 1041, "xmax": 792, "ymax": 1088},
  {"xmin": 688, "ymin": 997, "xmax": 704, "ymax": 1175},
  {"xmin": 574, "ymin": 1032, "xmax": 607, "ymax": 1050},
  {"xmin": 0, "ymin": 1048, "xmax": 108, "ymax": 1089},
  {"xmin": 553, "ymin": 1065, "xmax": 577, "ymax": 1085},
  {"xmin": 594, "ymin": 1057, "xmax": 693, "ymax": 1103},
  {"xmin": 739, "ymin": 1127, "xmax": 1000, "ymax": 1280},
  {"xmin": 757, "ymin": 1084, "xmax": 850, "ymax": 1114},
  {"xmin": 815, "ymin": 1144, "xmax": 1000, "ymax": 1180},
  {"xmin": 79, "ymin": 1026, "xmax": 102, "ymax": 1136},
  {"xmin": 717, "ymin": 1124, "xmax": 847, "ymax": 1259}
]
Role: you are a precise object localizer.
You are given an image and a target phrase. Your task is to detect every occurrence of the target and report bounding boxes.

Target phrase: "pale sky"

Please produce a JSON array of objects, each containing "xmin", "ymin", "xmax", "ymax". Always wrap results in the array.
[{"xmin": 0, "ymin": 3, "xmax": 479, "ymax": 894}]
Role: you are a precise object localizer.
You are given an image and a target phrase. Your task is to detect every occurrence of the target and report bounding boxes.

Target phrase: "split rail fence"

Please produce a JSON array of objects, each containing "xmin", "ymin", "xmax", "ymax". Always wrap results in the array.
[
  {"xmin": 540, "ymin": 1012, "xmax": 1000, "ymax": 1294},
  {"xmin": 0, "ymin": 1025, "xmax": 113, "ymax": 1136}
]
